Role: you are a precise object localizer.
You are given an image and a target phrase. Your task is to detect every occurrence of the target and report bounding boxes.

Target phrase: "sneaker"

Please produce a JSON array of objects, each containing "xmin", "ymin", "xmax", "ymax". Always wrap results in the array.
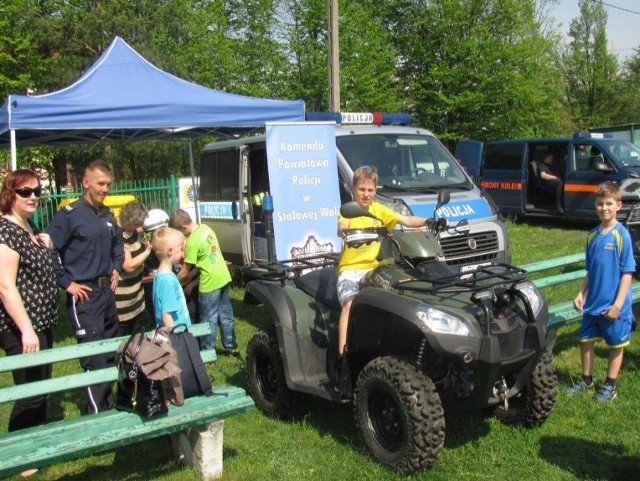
[
  {"xmin": 222, "ymin": 348, "xmax": 242, "ymax": 359},
  {"xmin": 595, "ymin": 384, "xmax": 617, "ymax": 402},
  {"xmin": 565, "ymin": 380, "xmax": 595, "ymax": 394}
]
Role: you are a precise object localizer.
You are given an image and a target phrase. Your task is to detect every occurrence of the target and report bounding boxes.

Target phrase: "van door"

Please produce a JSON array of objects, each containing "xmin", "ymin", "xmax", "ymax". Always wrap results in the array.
[
  {"xmin": 246, "ymin": 145, "xmax": 272, "ymax": 262},
  {"xmin": 199, "ymin": 146, "xmax": 250, "ymax": 266},
  {"xmin": 564, "ymin": 142, "xmax": 617, "ymax": 220},
  {"xmin": 455, "ymin": 139, "xmax": 483, "ymax": 182},
  {"xmin": 479, "ymin": 142, "xmax": 526, "ymax": 215}
]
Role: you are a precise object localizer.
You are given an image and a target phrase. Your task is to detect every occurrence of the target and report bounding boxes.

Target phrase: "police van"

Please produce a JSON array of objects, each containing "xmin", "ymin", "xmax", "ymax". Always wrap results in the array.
[
  {"xmin": 198, "ymin": 112, "xmax": 511, "ymax": 272},
  {"xmin": 455, "ymin": 133, "xmax": 640, "ymax": 268},
  {"xmin": 455, "ymin": 133, "xmax": 640, "ymax": 221}
]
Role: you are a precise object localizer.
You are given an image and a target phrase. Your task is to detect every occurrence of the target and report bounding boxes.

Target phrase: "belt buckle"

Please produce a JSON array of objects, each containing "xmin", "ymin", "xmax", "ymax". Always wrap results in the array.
[{"xmin": 97, "ymin": 277, "xmax": 109, "ymax": 288}]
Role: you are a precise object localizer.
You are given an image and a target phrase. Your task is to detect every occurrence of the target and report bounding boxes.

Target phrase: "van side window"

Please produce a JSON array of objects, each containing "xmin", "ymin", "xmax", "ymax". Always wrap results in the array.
[
  {"xmin": 200, "ymin": 149, "xmax": 239, "ymax": 201},
  {"xmin": 484, "ymin": 143, "xmax": 522, "ymax": 170},
  {"xmin": 586, "ymin": 145, "xmax": 605, "ymax": 169},
  {"xmin": 573, "ymin": 144, "xmax": 591, "ymax": 171}
]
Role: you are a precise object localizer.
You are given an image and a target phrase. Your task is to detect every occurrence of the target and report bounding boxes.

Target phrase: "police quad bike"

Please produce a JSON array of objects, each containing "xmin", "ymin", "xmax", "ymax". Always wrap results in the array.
[{"xmin": 243, "ymin": 191, "xmax": 558, "ymax": 475}]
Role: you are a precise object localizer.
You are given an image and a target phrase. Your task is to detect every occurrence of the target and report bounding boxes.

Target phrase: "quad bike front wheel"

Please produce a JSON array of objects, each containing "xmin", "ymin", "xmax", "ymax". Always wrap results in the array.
[
  {"xmin": 494, "ymin": 352, "xmax": 558, "ymax": 427},
  {"xmin": 245, "ymin": 329, "xmax": 308, "ymax": 420},
  {"xmin": 354, "ymin": 356, "xmax": 445, "ymax": 475}
]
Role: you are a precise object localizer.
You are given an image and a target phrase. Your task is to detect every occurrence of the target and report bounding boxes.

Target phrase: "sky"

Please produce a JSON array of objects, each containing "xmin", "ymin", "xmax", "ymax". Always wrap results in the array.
[{"xmin": 550, "ymin": 0, "xmax": 639, "ymax": 60}]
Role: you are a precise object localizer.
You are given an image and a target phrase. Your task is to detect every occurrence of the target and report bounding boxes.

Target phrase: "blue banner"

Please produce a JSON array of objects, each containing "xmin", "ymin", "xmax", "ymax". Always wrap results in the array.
[{"xmin": 266, "ymin": 123, "xmax": 341, "ymax": 262}]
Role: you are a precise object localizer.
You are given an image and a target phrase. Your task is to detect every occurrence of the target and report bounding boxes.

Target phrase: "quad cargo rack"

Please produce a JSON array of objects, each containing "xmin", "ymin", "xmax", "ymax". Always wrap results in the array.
[
  {"xmin": 241, "ymin": 253, "xmax": 340, "ymax": 284},
  {"xmin": 393, "ymin": 264, "xmax": 528, "ymax": 294}
]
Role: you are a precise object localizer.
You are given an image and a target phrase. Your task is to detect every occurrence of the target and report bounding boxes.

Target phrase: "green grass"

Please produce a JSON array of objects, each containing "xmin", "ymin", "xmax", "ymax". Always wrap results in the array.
[{"xmin": 2, "ymin": 217, "xmax": 639, "ymax": 481}]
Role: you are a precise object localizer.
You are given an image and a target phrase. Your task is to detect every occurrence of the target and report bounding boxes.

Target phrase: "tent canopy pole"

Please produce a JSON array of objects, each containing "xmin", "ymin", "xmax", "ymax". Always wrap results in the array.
[
  {"xmin": 10, "ymin": 130, "xmax": 17, "ymax": 171},
  {"xmin": 188, "ymin": 138, "xmax": 200, "ymax": 224}
]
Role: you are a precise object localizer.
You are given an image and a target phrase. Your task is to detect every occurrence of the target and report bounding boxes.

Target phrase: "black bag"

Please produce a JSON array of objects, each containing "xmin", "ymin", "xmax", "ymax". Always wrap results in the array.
[
  {"xmin": 115, "ymin": 332, "xmax": 169, "ymax": 419},
  {"xmin": 160, "ymin": 325, "xmax": 212, "ymax": 398}
]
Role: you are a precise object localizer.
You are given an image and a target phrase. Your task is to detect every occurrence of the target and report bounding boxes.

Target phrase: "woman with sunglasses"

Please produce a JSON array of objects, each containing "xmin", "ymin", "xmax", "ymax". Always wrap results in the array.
[{"xmin": 0, "ymin": 169, "xmax": 58, "ymax": 477}]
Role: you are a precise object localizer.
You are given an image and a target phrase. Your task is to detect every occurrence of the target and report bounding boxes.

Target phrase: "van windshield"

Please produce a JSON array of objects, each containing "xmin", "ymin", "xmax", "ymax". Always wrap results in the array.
[
  {"xmin": 336, "ymin": 133, "xmax": 472, "ymax": 191},
  {"xmin": 602, "ymin": 140, "xmax": 640, "ymax": 167}
]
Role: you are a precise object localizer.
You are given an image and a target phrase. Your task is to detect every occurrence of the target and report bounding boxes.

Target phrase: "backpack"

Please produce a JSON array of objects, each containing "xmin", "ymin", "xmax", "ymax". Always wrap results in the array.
[{"xmin": 155, "ymin": 325, "xmax": 213, "ymax": 398}]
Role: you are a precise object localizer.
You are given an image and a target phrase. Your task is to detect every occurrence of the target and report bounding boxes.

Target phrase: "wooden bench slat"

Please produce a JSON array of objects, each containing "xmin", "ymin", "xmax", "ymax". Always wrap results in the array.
[
  {"xmin": 532, "ymin": 270, "xmax": 586, "ymax": 287},
  {"xmin": 0, "ymin": 323, "xmax": 214, "ymax": 373},
  {"xmin": 0, "ymin": 349, "xmax": 218, "ymax": 404},
  {"xmin": 0, "ymin": 385, "xmax": 247, "ymax": 449},
  {"xmin": 547, "ymin": 283, "xmax": 640, "ymax": 329},
  {"xmin": 548, "ymin": 301, "xmax": 580, "ymax": 327},
  {"xmin": 0, "ymin": 386, "xmax": 254, "ymax": 478},
  {"xmin": 0, "ymin": 368, "xmax": 117, "ymax": 403},
  {"xmin": 519, "ymin": 253, "xmax": 585, "ymax": 273}
]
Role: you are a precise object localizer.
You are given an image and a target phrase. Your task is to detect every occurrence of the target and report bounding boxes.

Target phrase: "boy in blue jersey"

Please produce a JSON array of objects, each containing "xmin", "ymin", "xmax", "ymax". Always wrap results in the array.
[{"xmin": 568, "ymin": 182, "xmax": 635, "ymax": 402}]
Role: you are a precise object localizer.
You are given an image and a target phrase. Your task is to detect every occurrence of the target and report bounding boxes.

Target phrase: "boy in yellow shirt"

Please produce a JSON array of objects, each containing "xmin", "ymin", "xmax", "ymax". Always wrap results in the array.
[{"xmin": 335, "ymin": 166, "xmax": 428, "ymax": 390}]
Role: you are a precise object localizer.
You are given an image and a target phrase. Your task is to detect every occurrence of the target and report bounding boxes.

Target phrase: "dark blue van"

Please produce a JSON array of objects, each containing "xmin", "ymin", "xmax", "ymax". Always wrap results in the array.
[
  {"xmin": 456, "ymin": 133, "xmax": 640, "ymax": 221},
  {"xmin": 456, "ymin": 133, "xmax": 640, "ymax": 266}
]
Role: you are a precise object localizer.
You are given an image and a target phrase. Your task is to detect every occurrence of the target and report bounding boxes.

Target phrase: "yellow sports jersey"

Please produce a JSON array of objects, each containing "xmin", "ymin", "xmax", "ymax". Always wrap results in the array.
[{"xmin": 338, "ymin": 201, "xmax": 400, "ymax": 273}]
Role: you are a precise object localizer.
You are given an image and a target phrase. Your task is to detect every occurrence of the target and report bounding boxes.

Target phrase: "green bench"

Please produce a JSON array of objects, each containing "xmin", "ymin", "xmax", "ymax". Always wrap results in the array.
[
  {"xmin": 0, "ymin": 322, "xmax": 254, "ymax": 479},
  {"xmin": 519, "ymin": 253, "xmax": 640, "ymax": 352}
]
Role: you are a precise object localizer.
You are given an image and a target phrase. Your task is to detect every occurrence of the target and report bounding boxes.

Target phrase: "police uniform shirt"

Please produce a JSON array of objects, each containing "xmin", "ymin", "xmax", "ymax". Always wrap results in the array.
[{"xmin": 47, "ymin": 197, "xmax": 124, "ymax": 289}]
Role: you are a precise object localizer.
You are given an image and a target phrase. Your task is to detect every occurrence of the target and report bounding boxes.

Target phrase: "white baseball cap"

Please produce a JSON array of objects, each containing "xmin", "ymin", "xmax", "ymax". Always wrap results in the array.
[{"xmin": 143, "ymin": 209, "xmax": 169, "ymax": 232}]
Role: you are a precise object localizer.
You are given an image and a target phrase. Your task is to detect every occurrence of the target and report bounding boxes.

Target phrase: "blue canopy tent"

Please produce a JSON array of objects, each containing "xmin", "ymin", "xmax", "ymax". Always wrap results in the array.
[{"xmin": 0, "ymin": 36, "xmax": 306, "ymax": 170}]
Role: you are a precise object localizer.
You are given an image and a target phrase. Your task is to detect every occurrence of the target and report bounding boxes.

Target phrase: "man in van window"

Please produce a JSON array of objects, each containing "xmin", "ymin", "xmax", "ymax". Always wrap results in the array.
[
  {"xmin": 588, "ymin": 147, "xmax": 605, "ymax": 169},
  {"xmin": 537, "ymin": 152, "xmax": 564, "ymax": 213},
  {"xmin": 575, "ymin": 144, "xmax": 589, "ymax": 170}
]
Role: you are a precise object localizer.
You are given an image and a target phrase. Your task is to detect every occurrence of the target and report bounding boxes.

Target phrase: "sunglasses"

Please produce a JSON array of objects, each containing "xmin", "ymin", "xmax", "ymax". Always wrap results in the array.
[{"xmin": 15, "ymin": 186, "xmax": 43, "ymax": 198}]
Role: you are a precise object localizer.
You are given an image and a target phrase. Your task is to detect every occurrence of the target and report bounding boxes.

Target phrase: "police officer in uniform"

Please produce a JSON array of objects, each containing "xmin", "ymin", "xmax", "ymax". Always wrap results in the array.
[{"xmin": 47, "ymin": 159, "xmax": 124, "ymax": 414}]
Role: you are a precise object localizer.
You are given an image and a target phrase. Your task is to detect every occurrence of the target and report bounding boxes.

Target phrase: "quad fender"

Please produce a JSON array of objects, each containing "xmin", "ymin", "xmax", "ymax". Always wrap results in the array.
[
  {"xmin": 244, "ymin": 281, "xmax": 305, "ymax": 386},
  {"xmin": 245, "ymin": 280, "xmax": 297, "ymax": 332},
  {"xmin": 348, "ymin": 287, "xmax": 430, "ymax": 356},
  {"xmin": 245, "ymin": 281, "xmax": 325, "ymax": 392}
]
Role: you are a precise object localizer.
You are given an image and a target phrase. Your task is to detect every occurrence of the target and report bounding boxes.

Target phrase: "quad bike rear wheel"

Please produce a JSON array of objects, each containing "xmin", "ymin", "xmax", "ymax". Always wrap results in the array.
[
  {"xmin": 354, "ymin": 356, "xmax": 445, "ymax": 474},
  {"xmin": 246, "ymin": 329, "xmax": 308, "ymax": 419}
]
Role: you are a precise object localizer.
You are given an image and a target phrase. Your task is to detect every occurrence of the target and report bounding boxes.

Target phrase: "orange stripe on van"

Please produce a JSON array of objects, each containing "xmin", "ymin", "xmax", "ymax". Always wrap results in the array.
[{"xmin": 564, "ymin": 184, "xmax": 597, "ymax": 193}]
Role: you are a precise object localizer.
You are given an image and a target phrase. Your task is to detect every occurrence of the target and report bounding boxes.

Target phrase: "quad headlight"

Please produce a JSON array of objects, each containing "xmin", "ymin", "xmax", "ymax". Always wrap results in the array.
[
  {"xmin": 416, "ymin": 306, "xmax": 471, "ymax": 336},
  {"xmin": 514, "ymin": 282, "xmax": 545, "ymax": 316}
]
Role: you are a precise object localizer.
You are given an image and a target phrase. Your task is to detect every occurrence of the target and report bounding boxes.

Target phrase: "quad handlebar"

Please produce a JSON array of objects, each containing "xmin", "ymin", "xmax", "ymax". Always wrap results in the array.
[{"xmin": 341, "ymin": 215, "xmax": 467, "ymax": 249}]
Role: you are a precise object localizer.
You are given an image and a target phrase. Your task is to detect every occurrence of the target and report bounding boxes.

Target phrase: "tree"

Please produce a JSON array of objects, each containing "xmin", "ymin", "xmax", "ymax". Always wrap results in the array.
[
  {"xmin": 3, "ymin": 0, "xmax": 231, "ymax": 180},
  {"xmin": 282, "ymin": 0, "xmax": 405, "ymax": 112},
  {"xmin": 562, "ymin": 0, "xmax": 618, "ymax": 129},
  {"xmin": 0, "ymin": 0, "xmax": 48, "ymax": 97},
  {"xmin": 371, "ymin": 0, "xmax": 568, "ymax": 144},
  {"xmin": 607, "ymin": 49, "xmax": 640, "ymax": 125},
  {"xmin": 282, "ymin": 0, "xmax": 333, "ymax": 110},
  {"xmin": 336, "ymin": 1, "xmax": 405, "ymax": 112}
]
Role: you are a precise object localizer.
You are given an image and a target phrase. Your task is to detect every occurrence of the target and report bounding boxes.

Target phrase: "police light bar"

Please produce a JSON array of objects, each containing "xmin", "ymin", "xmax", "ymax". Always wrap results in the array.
[
  {"xmin": 305, "ymin": 112, "xmax": 413, "ymax": 125},
  {"xmin": 574, "ymin": 132, "xmax": 613, "ymax": 139}
]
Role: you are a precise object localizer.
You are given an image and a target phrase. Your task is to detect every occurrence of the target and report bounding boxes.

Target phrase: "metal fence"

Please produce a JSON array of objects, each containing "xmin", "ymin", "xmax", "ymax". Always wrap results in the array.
[{"xmin": 33, "ymin": 175, "xmax": 179, "ymax": 230}]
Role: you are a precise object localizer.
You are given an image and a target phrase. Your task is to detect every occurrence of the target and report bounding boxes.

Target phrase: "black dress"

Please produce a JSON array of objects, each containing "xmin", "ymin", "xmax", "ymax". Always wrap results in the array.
[{"xmin": 0, "ymin": 217, "xmax": 58, "ymax": 431}]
